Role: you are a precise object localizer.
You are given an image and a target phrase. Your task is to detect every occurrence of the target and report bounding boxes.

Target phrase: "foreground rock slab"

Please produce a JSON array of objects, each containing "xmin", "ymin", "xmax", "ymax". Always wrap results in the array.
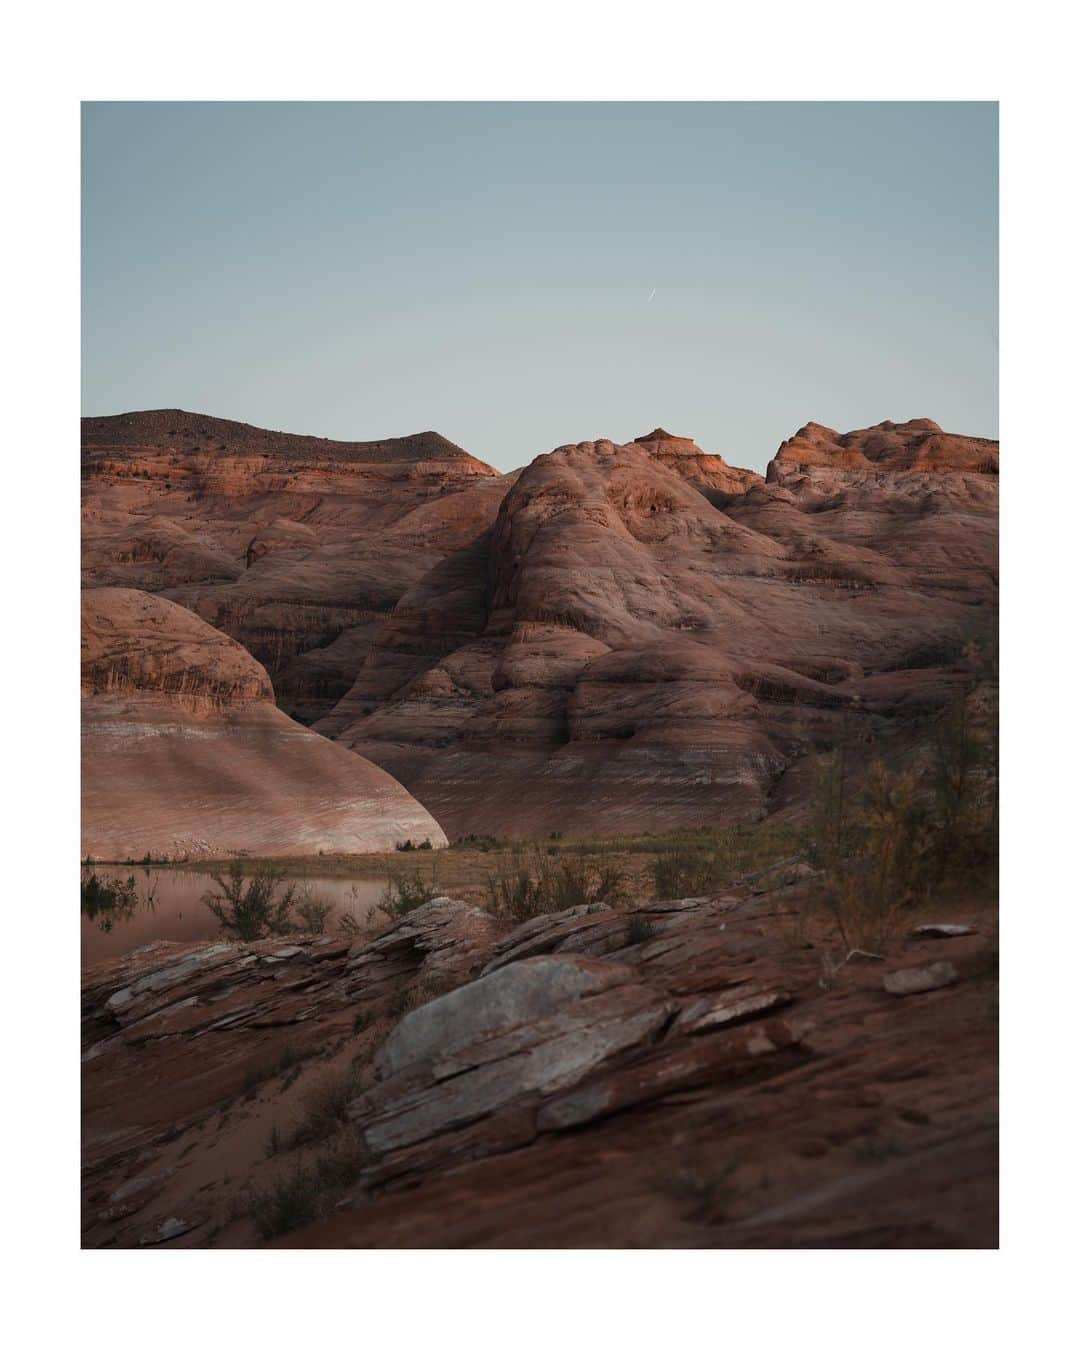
[
  {"xmin": 82, "ymin": 890, "xmax": 997, "ymax": 1249},
  {"xmin": 883, "ymin": 961, "xmax": 959, "ymax": 996}
]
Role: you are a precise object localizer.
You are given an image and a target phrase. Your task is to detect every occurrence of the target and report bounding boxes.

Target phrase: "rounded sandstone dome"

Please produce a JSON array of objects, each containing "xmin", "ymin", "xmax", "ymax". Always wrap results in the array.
[
  {"xmin": 81, "ymin": 586, "xmax": 274, "ymax": 710},
  {"xmin": 81, "ymin": 586, "xmax": 448, "ymax": 857}
]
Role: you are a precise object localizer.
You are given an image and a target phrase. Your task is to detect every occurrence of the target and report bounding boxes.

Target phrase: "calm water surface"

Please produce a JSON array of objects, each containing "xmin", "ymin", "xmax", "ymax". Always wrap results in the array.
[{"xmin": 81, "ymin": 867, "xmax": 390, "ymax": 967}]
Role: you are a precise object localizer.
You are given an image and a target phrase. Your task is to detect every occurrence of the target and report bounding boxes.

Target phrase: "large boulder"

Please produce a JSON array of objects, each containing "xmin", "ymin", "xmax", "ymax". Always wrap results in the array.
[{"xmin": 350, "ymin": 955, "xmax": 675, "ymax": 1161}]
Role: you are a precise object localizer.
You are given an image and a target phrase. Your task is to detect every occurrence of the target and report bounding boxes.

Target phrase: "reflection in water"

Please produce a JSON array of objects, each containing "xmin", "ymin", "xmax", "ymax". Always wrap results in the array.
[
  {"xmin": 81, "ymin": 866, "xmax": 390, "ymax": 966},
  {"xmin": 80, "ymin": 868, "xmax": 159, "ymax": 932}
]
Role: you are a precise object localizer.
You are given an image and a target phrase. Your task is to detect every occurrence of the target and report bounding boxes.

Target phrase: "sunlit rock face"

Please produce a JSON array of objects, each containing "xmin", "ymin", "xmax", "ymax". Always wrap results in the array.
[
  {"xmin": 81, "ymin": 414, "xmax": 997, "ymax": 840},
  {"xmin": 768, "ymin": 418, "xmax": 999, "ymax": 478},
  {"xmin": 81, "ymin": 409, "xmax": 509, "ymax": 724},
  {"xmin": 320, "ymin": 423, "xmax": 997, "ymax": 838},
  {"xmin": 81, "ymin": 587, "xmax": 447, "ymax": 860}
]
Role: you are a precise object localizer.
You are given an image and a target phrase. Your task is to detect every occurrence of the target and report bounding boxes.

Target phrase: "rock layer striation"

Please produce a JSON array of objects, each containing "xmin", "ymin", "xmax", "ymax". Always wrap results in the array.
[{"xmin": 82, "ymin": 413, "xmax": 998, "ymax": 839}]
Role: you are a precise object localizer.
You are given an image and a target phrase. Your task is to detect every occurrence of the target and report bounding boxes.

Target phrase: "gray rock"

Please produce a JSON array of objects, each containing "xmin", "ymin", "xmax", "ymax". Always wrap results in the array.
[
  {"xmin": 883, "ymin": 961, "xmax": 959, "ymax": 996},
  {"xmin": 361, "ymin": 988, "xmax": 671, "ymax": 1156},
  {"xmin": 912, "ymin": 923, "xmax": 977, "ymax": 940},
  {"xmin": 482, "ymin": 905, "xmax": 615, "ymax": 973},
  {"xmin": 346, "ymin": 956, "xmax": 679, "ymax": 1163},
  {"xmin": 748, "ymin": 859, "xmax": 815, "ymax": 894},
  {"xmin": 377, "ymin": 955, "xmax": 632, "ymax": 1078},
  {"xmin": 673, "ymin": 985, "xmax": 793, "ymax": 1034},
  {"xmin": 137, "ymin": 1215, "xmax": 202, "ymax": 1245}
]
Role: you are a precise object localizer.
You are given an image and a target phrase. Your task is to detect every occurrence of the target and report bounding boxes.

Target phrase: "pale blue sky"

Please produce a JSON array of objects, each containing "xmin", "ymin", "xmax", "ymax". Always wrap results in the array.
[{"xmin": 82, "ymin": 102, "xmax": 997, "ymax": 473}]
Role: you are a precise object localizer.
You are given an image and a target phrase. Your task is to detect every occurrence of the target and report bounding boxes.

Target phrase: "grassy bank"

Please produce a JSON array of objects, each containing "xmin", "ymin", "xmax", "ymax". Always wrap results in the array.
[{"xmin": 153, "ymin": 817, "xmax": 806, "ymax": 911}]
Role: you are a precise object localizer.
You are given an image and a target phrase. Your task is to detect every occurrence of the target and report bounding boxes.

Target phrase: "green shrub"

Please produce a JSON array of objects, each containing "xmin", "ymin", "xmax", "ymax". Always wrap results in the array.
[
  {"xmin": 281, "ymin": 1063, "xmax": 363, "ymax": 1148},
  {"xmin": 651, "ymin": 824, "xmax": 802, "ymax": 901},
  {"xmin": 807, "ymin": 686, "xmax": 998, "ymax": 953},
  {"xmin": 81, "ymin": 867, "xmax": 155, "ymax": 932},
  {"xmin": 378, "ymin": 864, "xmax": 443, "ymax": 920},
  {"xmin": 926, "ymin": 689, "xmax": 998, "ymax": 878},
  {"xmin": 247, "ymin": 1163, "xmax": 319, "ymax": 1241},
  {"xmin": 295, "ymin": 891, "xmax": 333, "ymax": 934},
  {"xmin": 624, "ymin": 911, "xmax": 656, "ymax": 945},
  {"xmin": 809, "ymin": 755, "xmax": 931, "ymax": 952},
  {"xmin": 652, "ymin": 847, "xmax": 724, "ymax": 902},
  {"xmin": 452, "ymin": 833, "xmax": 502, "ymax": 851},
  {"xmin": 202, "ymin": 861, "xmax": 299, "ymax": 941},
  {"xmin": 312, "ymin": 1127, "xmax": 369, "ymax": 1191},
  {"xmin": 486, "ymin": 846, "xmax": 626, "ymax": 922}
]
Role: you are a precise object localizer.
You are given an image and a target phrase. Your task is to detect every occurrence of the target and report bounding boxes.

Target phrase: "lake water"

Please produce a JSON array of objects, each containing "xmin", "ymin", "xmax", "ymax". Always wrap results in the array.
[{"xmin": 81, "ymin": 866, "xmax": 391, "ymax": 967}]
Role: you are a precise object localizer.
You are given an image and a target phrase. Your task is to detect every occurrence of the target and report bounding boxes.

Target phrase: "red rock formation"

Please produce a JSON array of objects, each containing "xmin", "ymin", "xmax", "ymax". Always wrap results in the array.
[
  {"xmin": 82, "ymin": 412, "xmax": 998, "ymax": 840},
  {"xmin": 322, "ymin": 422, "xmax": 997, "ymax": 838},
  {"xmin": 633, "ymin": 427, "xmax": 763, "ymax": 495},
  {"xmin": 770, "ymin": 417, "xmax": 999, "ymax": 478},
  {"xmin": 82, "ymin": 410, "xmax": 508, "ymax": 722},
  {"xmin": 82, "ymin": 588, "xmax": 447, "ymax": 859}
]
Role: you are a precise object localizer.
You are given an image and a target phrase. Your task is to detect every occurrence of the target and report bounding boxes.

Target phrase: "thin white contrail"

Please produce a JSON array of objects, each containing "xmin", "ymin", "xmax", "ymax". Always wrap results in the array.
[{"xmin": 647, "ymin": 288, "xmax": 656, "ymax": 303}]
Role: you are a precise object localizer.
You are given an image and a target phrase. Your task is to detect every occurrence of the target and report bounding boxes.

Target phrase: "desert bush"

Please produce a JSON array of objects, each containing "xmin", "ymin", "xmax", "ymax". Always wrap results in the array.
[
  {"xmin": 294, "ymin": 891, "xmax": 333, "ymax": 934},
  {"xmin": 249, "ymin": 1127, "xmax": 370, "ymax": 1240},
  {"xmin": 335, "ymin": 882, "xmax": 373, "ymax": 935},
  {"xmin": 811, "ymin": 755, "xmax": 932, "ymax": 952},
  {"xmin": 80, "ymin": 868, "xmax": 140, "ymax": 931},
  {"xmin": 81, "ymin": 867, "xmax": 157, "ymax": 931},
  {"xmin": 652, "ymin": 846, "xmax": 723, "ymax": 902},
  {"xmin": 378, "ymin": 864, "xmax": 443, "ymax": 920},
  {"xmin": 486, "ymin": 846, "xmax": 626, "ymax": 922},
  {"xmin": 202, "ymin": 861, "xmax": 299, "ymax": 941},
  {"xmin": 247, "ymin": 1162, "xmax": 319, "ymax": 1241},
  {"xmin": 807, "ymin": 676, "xmax": 998, "ymax": 954},
  {"xmin": 451, "ymin": 833, "xmax": 503, "ymax": 851},
  {"xmin": 290, "ymin": 1063, "xmax": 362, "ymax": 1145},
  {"xmin": 624, "ymin": 911, "xmax": 656, "ymax": 945},
  {"xmin": 312, "ymin": 1127, "xmax": 369, "ymax": 1190},
  {"xmin": 926, "ymin": 688, "xmax": 998, "ymax": 878},
  {"xmin": 651, "ymin": 823, "xmax": 804, "ymax": 901},
  {"xmin": 486, "ymin": 852, "xmax": 543, "ymax": 922}
]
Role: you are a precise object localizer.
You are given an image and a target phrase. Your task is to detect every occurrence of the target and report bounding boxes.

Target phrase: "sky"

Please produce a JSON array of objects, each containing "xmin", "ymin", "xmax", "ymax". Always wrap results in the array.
[{"xmin": 82, "ymin": 102, "xmax": 998, "ymax": 474}]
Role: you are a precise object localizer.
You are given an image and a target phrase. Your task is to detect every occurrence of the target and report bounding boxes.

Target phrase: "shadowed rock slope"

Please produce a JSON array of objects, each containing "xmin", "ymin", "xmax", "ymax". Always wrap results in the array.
[
  {"xmin": 82, "ymin": 410, "xmax": 508, "ymax": 723},
  {"xmin": 82, "ymin": 588, "xmax": 447, "ymax": 859},
  {"xmin": 321, "ymin": 420, "xmax": 997, "ymax": 837}
]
